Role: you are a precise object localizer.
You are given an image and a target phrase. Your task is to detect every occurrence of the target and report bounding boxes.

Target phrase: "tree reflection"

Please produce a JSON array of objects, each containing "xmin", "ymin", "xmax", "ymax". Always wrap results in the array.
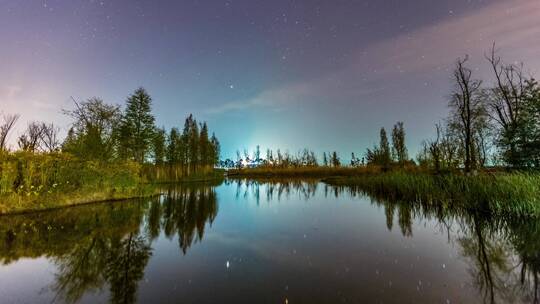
[
  {"xmin": 0, "ymin": 182, "xmax": 219, "ymax": 304},
  {"xmin": 1, "ymin": 180, "xmax": 539, "ymax": 303},
  {"xmin": 161, "ymin": 184, "xmax": 218, "ymax": 254},
  {"xmin": 328, "ymin": 183, "xmax": 540, "ymax": 303}
]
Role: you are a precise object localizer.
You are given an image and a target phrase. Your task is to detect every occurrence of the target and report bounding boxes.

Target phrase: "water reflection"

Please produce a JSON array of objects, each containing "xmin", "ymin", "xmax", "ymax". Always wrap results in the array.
[
  {"xmin": 231, "ymin": 178, "xmax": 540, "ymax": 303},
  {"xmin": 0, "ymin": 179, "xmax": 538, "ymax": 303},
  {"xmin": 331, "ymin": 183, "xmax": 540, "ymax": 304},
  {"xmin": 0, "ymin": 183, "xmax": 218, "ymax": 304}
]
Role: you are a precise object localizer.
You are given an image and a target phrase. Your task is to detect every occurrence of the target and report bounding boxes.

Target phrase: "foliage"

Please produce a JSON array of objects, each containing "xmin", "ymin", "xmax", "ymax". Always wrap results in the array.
[
  {"xmin": 0, "ymin": 151, "xmax": 155, "ymax": 214},
  {"xmin": 324, "ymin": 171, "xmax": 540, "ymax": 217},
  {"xmin": 118, "ymin": 87, "xmax": 156, "ymax": 163},
  {"xmin": 62, "ymin": 97, "xmax": 121, "ymax": 161}
]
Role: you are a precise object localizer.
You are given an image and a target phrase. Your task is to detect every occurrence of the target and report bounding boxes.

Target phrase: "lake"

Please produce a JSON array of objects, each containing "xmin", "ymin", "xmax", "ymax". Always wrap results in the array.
[{"xmin": 0, "ymin": 179, "xmax": 538, "ymax": 303}]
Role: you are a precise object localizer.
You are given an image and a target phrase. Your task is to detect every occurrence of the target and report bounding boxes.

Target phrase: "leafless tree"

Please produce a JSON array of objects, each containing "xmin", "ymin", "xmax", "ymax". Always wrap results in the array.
[
  {"xmin": 17, "ymin": 121, "xmax": 45, "ymax": 152},
  {"xmin": 428, "ymin": 123, "xmax": 442, "ymax": 173},
  {"xmin": 485, "ymin": 43, "xmax": 529, "ymax": 165},
  {"xmin": 0, "ymin": 113, "xmax": 20, "ymax": 151},
  {"xmin": 40, "ymin": 122, "xmax": 61, "ymax": 152},
  {"xmin": 449, "ymin": 55, "xmax": 484, "ymax": 173}
]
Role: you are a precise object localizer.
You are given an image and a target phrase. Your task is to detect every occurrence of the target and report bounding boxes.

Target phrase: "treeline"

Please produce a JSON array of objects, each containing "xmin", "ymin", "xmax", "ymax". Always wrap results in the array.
[
  {"xmin": 419, "ymin": 45, "xmax": 540, "ymax": 172},
  {"xmin": 228, "ymin": 45, "xmax": 539, "ymax": 173},
  {"xmin": 0, "ymin": 87, "xmax": 221, "ymax": 212},
  {"xmin": 225, "ymin": 121, "xmax": 409, "ymax": 170},
  {"xmin": 1, "ymin": 87, "xmax": 220, "ymax": 173}
]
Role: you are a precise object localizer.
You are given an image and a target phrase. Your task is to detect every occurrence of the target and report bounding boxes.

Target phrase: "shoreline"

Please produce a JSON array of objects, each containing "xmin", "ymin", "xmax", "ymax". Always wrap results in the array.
[
  {"xmin": 0, "ymin": 176, "xmax": 225, "ymax": 216},
  {"xmin": 227, "ymin": 168, "xmax": 540, "ymax": 218}
]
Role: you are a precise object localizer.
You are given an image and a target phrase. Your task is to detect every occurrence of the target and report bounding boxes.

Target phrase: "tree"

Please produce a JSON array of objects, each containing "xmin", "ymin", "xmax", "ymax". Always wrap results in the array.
[
  {"xmin": 323, "ymin": 152, "xmax": 328, "ymax": 167},
  {"xmin": 254, "ymin": 145, "xmax": 261, "ymax": 163},
  {"xmin": 210, "ymin": 133, "xmax": 220, "ymax": 167},
  {"xmin": 179, "ymin": 114, "xmax": 200, "ymax": 173},
  {"xmin": 379, "ymin": 127, "xmax": 391, "ymax": 167},
  {"xmin": 330, "ymin": 151, "xmax": 341, "ymax": 167},
  {"xmin": 391, "ymin": 121, "xmax": 408, "ymax": 164},
  {"xmin": 198, "ymin": 122, "xmax": 210, "ymax": 168},
  {"xmin": 166, "ymin": 127, "xmax": 180, "ymax": 165},
  {"xmin": 152, "ymin": 127, "xmax": 166, "ymax": 165},
  {"xmin": 366, "ymin": 127, "xmax": 392, "ymax": 167},
  {"xmin": 521, "ymin": 80, "xmax": 540, "ymax": 166},
  {"xmin": 62, "ymin": 97, "xmax": 120, "ymax": 160},
  {"xmin": 17, "ymin": 121, "xmax": 44, "ymax": 152},
  {"xmin": 119, "ymin": 88, "xmax": 156, "ymax": 163},
  {"xmin": 0, "ymin": 114, "xmax": 19, "ymax": 151},
  {"xmin": 428, "ymin": 123, "xmax": 443, "ymax": 173},
  {"xmin": 40, "ymin": 122, "xmax": 61, "ymax": 152},
  {"xmin": 485, "ymin": 45, "xmax": 525, "ymax": 167},
  {"xmin": 448, "ymin": 56, "xmax": 485, "ymax": 173}
]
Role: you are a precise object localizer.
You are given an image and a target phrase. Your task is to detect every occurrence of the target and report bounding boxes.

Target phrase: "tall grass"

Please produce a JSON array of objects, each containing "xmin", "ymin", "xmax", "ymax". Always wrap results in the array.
[
  {"xmin": 323, "ymin": 172, "xmax": 540, "ymax": 217},
  {"xmin": 227, "ymin": 165, "xmax": 391, "ymax": 177},
  {"xmin": 0, "ymin": 152, "xmax": 156, "ymax": 214}
]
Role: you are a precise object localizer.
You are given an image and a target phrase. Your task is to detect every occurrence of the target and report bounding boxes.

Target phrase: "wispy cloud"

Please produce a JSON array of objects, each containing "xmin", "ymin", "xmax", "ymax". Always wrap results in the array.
[{"xmin": 211, "ymin": 0, "xmax": 540, "ymax": 115}]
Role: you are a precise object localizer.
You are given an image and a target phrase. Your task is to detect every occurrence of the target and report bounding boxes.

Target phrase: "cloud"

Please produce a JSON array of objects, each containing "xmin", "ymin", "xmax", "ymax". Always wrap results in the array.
[
  {"xmin": 206, "ymin": 81, "xmax": 315, "ymax": 114},
  {"xmin": 211, "ymin": 0, "xmax": 540, "ymax": 115}
]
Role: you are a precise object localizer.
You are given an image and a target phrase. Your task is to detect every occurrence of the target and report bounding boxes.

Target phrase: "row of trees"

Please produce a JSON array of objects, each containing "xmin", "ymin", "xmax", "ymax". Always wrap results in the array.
[
  {"xmin": 365, "ymin": 121, "xmax": 409, "ymax": 168},
  {"xmin": 1, "ymin": 87, "xmax": 220, "ymax": 175},
  {"xmin": 420, "ymin": 45, "xmax": 540, "ymax": 172},
  {"xmin": 225, "ymin": 119, "xmax": 409, "ymax": 170}
]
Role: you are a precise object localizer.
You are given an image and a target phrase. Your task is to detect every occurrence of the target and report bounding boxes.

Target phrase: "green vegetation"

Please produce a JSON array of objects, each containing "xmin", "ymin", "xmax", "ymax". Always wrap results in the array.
[
  {"xmin": 0, "ymin": 183, "xmax": 219, "ymax": 302},
  {"xmin": 224, "ymin": 48, "xmax": 540, "ymax": 218},
  {"xmin": 0, "ymin": 87, "xmax": 221, "ymax": 214},
  {"xmin": 0, "ymin": 151, "xmax": 156, "ymax": 214},
  {"xmin": 324, "ymin": 171, "xmax": 540, "ymax": 217}
]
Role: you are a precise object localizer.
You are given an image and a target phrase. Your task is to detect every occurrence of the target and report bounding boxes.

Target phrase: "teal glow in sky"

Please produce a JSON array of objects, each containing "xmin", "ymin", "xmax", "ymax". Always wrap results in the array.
[{"xmin": 1, "ymin": 0, "xmax": 540, "ymax": 158}]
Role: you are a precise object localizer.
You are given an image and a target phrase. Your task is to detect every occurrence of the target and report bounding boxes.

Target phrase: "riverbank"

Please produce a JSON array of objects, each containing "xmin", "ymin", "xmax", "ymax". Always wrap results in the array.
[
  {"xmin": 228, "ymin": 167, "xmax": 540, "ymax": 217},
  {"xmin": 0, "ymin": 152, "xmax": 224, "ymax": 215},
  {"xmin": 226, "ymin": 166, "xmax": 390, "ymax": 178},
  {"xmin": 323, "ymin": 171, "xmax": 540, "ymax": 217}
]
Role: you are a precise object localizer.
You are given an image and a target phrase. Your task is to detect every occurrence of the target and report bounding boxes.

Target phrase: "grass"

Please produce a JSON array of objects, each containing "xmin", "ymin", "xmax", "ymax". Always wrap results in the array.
[
  {"xmin": 227, "ymin": 165, "xmax": 390, "ymax": 178},
  {"xmin": 229, "ymin": 166, "xmax": 540, "ymax": 217},
  {"xmin": 0, "ymin": 151, "xmax": 159, "ymax": 214},
  {"xmin": 0, "ymin": 152, "xmax": 223, "ymax": 215},
  {"xmin": 323, "ymin": 171, "xmax": 540, "ymax": 217}
]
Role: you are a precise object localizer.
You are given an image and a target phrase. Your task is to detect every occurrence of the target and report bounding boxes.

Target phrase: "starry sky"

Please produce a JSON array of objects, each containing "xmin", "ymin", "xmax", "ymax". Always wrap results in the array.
[{"xmin": 1, "ymin": 0, "xmax": 540, "ymax": 159}]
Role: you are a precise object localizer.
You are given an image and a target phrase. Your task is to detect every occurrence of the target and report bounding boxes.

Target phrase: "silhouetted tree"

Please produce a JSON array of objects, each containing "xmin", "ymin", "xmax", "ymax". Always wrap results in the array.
[
  {"xmin": 0, "ymin": 114, "xmax": 19, "ymax": 151},
  {"xmin": 17, "ymin": 121, "xmax": 44, "ymax": 152},
  {"xmin": 62, "ymin": 97, "xmax": 120, "ymax": 160},
  {"xmin": 118, "ymin": 88, "xmax": 156, "ymax": 163},
  {"xmin": 448, "ymin": 56, "xmax": 485, "ymax": 173},
  {"xmin": 40, "ymin": 122, "xmax": 61, "ymax": 152},
  {"xmin": 330, "ymin": 151, "xmax": 341, "ymax": 167},
  {"xmin": 152, "ymin": 127, "xmax": 166, "ymax": 165},
  {"xmin": 391, "ymin": 121, "xmax": 408, "ymax": 165},
  {"xmin": 485, "ymin": 44, "xmax": 531, "ymax": 167}
]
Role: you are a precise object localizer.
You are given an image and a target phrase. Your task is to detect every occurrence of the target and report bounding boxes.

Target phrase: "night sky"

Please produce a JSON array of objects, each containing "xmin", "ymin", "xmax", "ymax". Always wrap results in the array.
[{"xmin": 1, "ymin": 0, "xmax": 540, "ymax": 159}]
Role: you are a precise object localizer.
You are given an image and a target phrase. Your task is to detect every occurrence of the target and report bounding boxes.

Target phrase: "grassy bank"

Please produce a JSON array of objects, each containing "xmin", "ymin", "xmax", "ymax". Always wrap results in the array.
[
  {"xmin": 0, "ymin": 152, "xmax": 223, "ymax": 214},
  {"xmin": 323, "ymin": 171, "xmax": 540, "ymax": 217},
  {"xmin": 227, "ymin": 166, "xmax": 391, "ymax": 178},
  {"xmin": 0, "ymin": 152, "xmax": 160, "ymax": 214}
]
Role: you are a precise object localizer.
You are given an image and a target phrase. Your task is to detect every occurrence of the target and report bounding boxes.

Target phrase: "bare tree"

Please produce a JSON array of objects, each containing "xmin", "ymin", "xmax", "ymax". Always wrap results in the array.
[
  {"xmin": 485, "ymin": 43, "xmax": 529, "ymax": 166},
  {"xmin": 448, "ymin": 55, "xmax": 484, "ymax": 173},
  {"xmin": 18, "ymin": 121, "xmax": 45, "ymax": 152},
  {"xmin": 40, "ymin": 122, "xmax": 61, "ymax": 152},
  {"xmin": 428, "ymin": 123, "xmax": 442, "ymax": 173},
  {"xmin": 0, "ymin": 114, "xmax": 20, "ymax": 151}
]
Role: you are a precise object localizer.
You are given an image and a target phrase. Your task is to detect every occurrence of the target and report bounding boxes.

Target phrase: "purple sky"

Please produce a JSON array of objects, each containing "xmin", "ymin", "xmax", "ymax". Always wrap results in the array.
[{"xmin": 1, "ymin": 0, "xmax": 540, "ymax": 159}]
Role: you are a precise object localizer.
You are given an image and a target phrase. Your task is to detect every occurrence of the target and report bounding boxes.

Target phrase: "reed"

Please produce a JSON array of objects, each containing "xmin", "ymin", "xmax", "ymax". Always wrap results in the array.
[{"xmin": 323, "ymin": 171, "xmax": 540, "ymax": 217}]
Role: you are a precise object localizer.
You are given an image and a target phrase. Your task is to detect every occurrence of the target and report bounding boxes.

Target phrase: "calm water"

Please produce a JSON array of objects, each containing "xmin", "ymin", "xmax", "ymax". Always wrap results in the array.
[{"xmin": 0, "ymin": 179, "xmax": 539, "ymax": 304}]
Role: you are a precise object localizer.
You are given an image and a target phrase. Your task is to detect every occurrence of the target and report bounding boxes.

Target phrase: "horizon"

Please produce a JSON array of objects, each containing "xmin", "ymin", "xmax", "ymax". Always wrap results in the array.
[{"xmin": 2, "ymin": 0, "xmax": 540, "ymax": 159}]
